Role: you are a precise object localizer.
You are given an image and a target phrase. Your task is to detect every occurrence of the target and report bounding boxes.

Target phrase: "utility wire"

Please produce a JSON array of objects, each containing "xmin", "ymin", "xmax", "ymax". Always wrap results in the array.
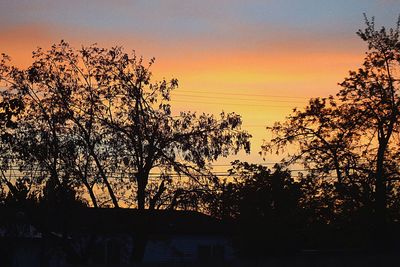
[
  {"xmin": 173, "ymin": 93, "xmax": 307, "ymax": 104},
  {"xmin": 174, "ymin": 90, "xmax": 312, "ymax": 99},
  {"xmin": 172, "ymin": 100, "xmax": 298, "ymax": 108}
]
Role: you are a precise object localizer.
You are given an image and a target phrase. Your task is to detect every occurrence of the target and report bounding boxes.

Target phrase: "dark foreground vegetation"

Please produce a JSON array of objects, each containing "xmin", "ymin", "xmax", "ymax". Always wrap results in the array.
[{"xmin": 1, "ymin": 15, "xmax": 400, "ymax": 266}]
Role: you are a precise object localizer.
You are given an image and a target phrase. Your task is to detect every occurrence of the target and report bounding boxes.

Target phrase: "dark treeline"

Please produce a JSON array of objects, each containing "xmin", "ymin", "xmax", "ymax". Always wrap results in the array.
[{"xmin": 1, "ymin": 15, "xmax": 400, "ymax": 259}]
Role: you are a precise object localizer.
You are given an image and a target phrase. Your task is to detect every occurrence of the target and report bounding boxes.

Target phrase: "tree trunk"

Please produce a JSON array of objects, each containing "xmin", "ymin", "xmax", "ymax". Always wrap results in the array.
[
  {"xmin": 87, "ymin": 187, "xmax": 98, "ymax": 208},
  {"xmin": 137, "ymin": 180, "xmax": 146, "ymax": 210},
  {"xmin": 149, "ymin": 180, "xmax": 166, "ymax": 210},
  {"xmin": 333, "ymin": 156, "xmax": 342, "ymax": 185},
  {"xmin": 375, "ymin": 168, "xmax": 386, "ymax": 222},
  {"xmin": 82, "ymin": 180, "xmax": 98, "ymax": 208},
  {"xmin": 91, "ymin": 153, "xmax": 119, "ymax": 208},
  {"xmin": 375, "ymin": 146, "xmax": 387, "ymax": 225},
  {"xmin": 71, "ymin": 117, "xmax": 119, "ymax": 208},
  {"xmin": 136, "ymin": 170, "xmax": 149, "ymax": 210}
]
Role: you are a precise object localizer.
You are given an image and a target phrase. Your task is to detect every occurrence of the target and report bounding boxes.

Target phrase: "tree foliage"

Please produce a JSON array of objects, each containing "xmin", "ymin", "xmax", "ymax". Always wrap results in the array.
[
  {"xmin": 0, "ymin": 41, "xmax": 251, "ymax": 209},
  {"xmin": 264, "ymin": 15, "xmax": 400, "ymax": 226}
]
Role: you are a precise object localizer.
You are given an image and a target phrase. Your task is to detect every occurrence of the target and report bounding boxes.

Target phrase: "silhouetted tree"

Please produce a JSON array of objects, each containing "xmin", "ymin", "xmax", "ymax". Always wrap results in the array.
[
  {"xmin": 263, "ymin": 97, "xmax": 361, "ymax": 187},
  {"xmin": 265, "ymin": 15, "xmax": 400, "ymax": 232},
  {"xmin": 26, "ymin": 42, "xmax": 124, "ymax": 207},
  {"xmin": 0, "ymin": 47, "xmax": 90, "ymax": 210},
  {"xmin": 79, "ymin": 45, "xmax": 251, "ymax": 210},
  {"xmin": 0, "ymin": 42, "xmax": 251, "ymax": 210},
  {"xmin": 202, "ymin": 161, "xmax": 302, "ymax": 256},
  {"xmin": 338, "ymin": 16, "xmax": 400, "ymax": 226},
  {"xmin": 0, "ymin": 55, "xmax": 26, "ymax": 203},
  {"xmin": 263, "ymin": 97, "xmax": 372, "ymax": 221}
]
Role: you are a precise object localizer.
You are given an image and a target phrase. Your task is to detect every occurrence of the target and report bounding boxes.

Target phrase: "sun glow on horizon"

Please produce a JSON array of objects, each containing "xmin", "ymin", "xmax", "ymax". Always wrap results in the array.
[{"xmin": 1, "ymin": 0, "xmax": 398, "ymax": 165}]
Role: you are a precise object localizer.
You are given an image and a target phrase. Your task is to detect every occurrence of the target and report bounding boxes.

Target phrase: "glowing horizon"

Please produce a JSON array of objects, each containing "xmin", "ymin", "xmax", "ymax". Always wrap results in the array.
[{"xmin": 1, "ymin": 0, "xmax": 399, "ymax": 164}]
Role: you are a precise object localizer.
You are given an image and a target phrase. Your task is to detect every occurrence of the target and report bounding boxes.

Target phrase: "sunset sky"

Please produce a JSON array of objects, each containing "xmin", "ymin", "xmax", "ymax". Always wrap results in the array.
[{"xmin": 1, "ymin": 0, "xmax": 399, "ymax": 165}]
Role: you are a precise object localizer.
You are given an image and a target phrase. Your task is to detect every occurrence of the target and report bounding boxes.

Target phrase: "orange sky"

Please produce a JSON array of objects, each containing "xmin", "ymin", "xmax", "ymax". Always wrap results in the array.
[
  {"xmin": 0, "ymin": 24, "xmax": 368, "ymax": 165},
  {"xmin": 1, "ymin": 0, "xmax": 398, "ymax": 167}
]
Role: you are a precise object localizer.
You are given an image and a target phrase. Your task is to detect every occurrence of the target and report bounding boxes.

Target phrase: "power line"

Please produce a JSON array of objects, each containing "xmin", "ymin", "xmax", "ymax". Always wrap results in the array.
[
  {"xmin": 0, "ymin": 169, "xmax": 314, "ymax": 179},
  {"xmin": 174, "ymin": 90, "xmax": 312, "ymax": 99},
  {"xmin": 172, "ymin": 100, "xmax": 298, "ymax": 108},
  {"xmin": 173, "ymin": 93, "xmax": 307, "ymax": 104}
]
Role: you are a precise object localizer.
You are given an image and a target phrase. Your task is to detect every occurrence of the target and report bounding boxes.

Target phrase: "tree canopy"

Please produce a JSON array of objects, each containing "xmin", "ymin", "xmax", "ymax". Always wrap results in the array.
[
  {"xmin": 0, "ymin": 41, "xmax": 251, "ymax": 209},
  {"xmin": 264, "ymin": 15, "xmax": 400, "ymax": 228}
]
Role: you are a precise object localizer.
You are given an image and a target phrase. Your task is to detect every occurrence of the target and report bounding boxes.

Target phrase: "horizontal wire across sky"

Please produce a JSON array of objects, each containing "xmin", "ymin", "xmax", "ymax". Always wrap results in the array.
[{"xmin": 0, "ymin": 164, "xmax": 315, "ymax": 182}]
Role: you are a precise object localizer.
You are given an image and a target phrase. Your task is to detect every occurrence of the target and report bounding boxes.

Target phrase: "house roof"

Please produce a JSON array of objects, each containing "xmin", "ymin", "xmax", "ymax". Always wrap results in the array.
[{"xmin": 0, "ymin": 207, "xmax": 232, "ymax": 236}]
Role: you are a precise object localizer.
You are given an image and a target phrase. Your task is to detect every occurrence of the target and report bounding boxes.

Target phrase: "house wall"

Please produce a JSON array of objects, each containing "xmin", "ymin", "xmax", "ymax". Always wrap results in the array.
[
  {"xmin": 0, "ymin": 239, "xmax": 42, "ymax": 267},
  {"xmin": 143, "ymin": 235, "xmax": 234, "ymax": 263},
  {"xmin": 68, "ymin": 234, "xmax": 134, "ymax": 266}
]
